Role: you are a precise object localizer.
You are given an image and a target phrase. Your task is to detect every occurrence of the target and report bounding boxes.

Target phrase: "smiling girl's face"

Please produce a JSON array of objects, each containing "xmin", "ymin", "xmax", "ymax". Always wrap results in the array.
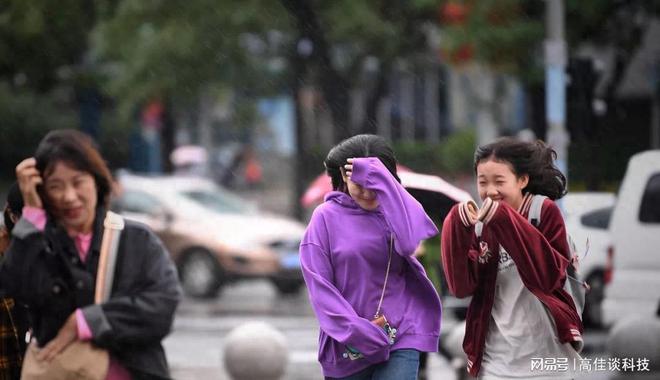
[{"xmin": 476, "ymin": 159, "xmax": 529, "ymax": 211}]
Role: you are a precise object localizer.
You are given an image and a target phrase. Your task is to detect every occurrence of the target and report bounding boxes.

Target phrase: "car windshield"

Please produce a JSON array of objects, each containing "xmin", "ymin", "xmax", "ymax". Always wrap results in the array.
[{"xmin": 180, "ymin": 189, "xmax": 253, "ymax": 214}]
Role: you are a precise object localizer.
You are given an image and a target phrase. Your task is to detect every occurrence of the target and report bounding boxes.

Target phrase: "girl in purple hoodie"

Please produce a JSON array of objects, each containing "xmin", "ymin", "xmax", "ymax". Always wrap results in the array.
[{"xmin": 300, "ymin": 134, "xmax": 442, "ymax": 380}]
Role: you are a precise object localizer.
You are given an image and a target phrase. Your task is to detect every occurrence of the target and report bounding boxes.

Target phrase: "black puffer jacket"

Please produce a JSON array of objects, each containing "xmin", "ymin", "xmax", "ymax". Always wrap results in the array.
[{"xmin": 0, "ymin": 208, "xmax": 182, "ymax": 379}]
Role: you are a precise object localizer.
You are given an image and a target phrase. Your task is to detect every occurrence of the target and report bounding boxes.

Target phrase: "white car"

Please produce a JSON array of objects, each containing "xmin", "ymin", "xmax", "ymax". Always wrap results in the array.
[
  {"xmin": 603, "ymin": 150, "xmax": 660, "ymax": 326},
  {"xmin": 112, "ymin": 173, "xmax": 307, "ymax": 298},
  {"xmin": 562, "ymin": 192, "xmax": 616, "ymax": 327}
]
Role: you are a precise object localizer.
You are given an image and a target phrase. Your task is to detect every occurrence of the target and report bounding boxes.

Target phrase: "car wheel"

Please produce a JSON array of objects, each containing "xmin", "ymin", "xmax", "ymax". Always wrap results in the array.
[
  {"xmin": 271, "ymin": 278, "xmax": 304, "ymax": 295},
  {"xmin": 583, "ymin": 271, "xmax": 605, "ymax": 328},
  {"xmin": 179, "ymin": 249, "xmax": 223, "ymax": 299}
]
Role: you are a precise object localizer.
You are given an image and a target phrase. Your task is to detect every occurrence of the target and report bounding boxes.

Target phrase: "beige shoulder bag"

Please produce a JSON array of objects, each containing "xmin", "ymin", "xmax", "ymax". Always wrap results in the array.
[{"xmin": 21, "ymin": 211, "xmax": 125, "ymax": 380}]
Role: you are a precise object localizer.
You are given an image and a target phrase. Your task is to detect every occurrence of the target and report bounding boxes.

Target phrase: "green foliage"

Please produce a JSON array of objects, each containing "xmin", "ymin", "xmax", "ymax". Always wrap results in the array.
[
  {"xmin": 394, "ymin": 129, "xmax": 476, "ymax": 176},
  {"xmin": 93, "ymin": 0, "xmax": 287, "ymax": 119},
  {"xmin": 438, "ymin": 128, "xmax": 476, "ymax": 175},
  {"xmin": 440, "ymin": 0, "xmax": 544, "ymax": 82},
  {"xmin": 97, "ymin": 116, "xmax": 132, "ymax": 171},
  {"xmin": 418, "ymin": 234, "xmax": 443, "ymax": 296},
  {"xmin": 393, "ymin": 140, "xmax": 441, "ymax": 174},
  {"xmin": 0, "ymin": 0, "xmax": 94, "ymax": 90},
  {"xmin": 92, "ymin": 0, "xmax": 445, "ymax": 124},
  {"xmin": 0, "ymin": 84, "xmax": 76, "ymax": 179}
]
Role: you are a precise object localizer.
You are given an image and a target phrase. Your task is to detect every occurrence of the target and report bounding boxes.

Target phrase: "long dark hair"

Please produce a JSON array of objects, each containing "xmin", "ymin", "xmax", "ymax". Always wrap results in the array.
[
  {"xmin": 35, "ymin": 129, "xmax": 114, "ymax": 209},
  {"xmin": 324, "ymin": 134, "xmax": 400, "ymax": 191},
  {"xmin": 474, "ymin": 138, "xmax": 567, "ymax": 200}
]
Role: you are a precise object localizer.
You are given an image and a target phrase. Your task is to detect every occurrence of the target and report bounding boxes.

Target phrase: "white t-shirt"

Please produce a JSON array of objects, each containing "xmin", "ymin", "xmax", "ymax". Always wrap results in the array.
[{"xmin": 479, "ymin": 245, "xmax": 581, "ymax": 380}]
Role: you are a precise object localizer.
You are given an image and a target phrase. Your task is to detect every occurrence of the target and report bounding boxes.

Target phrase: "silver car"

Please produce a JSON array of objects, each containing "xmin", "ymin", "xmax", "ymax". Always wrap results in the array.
[{"xmin": 112, "ymin": 173, "xmax": 306, "ymax": 298}]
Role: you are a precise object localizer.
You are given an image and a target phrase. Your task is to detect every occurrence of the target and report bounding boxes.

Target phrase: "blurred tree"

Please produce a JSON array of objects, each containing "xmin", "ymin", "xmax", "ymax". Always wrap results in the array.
[
  {"xmin": 93, "ymin": 0, "xmax": 447, "ymax": 216},
  {"xmin": 438, "ymin": 0, "xmax": 660, "ymax": 189},
  {"xmin": 0, "ymin": 85, "xmax": 74, "ymax": 178},
  {"xmin": 439, "ymin": 0, "xmax": 544, "ymax": 80},
  {"xmin": 92, "ymin": 0, "xmax": 444, "ymax": 142},
  {"xmin": 0, "ymin": 0, "xmax": 97, "ymax": 179},
  {"xmin": 276, "ymin": 0, "xmax": 442, "ymax": 217},
  {"xmin": 0, "ymin": 0, "xmax": 95, "ymax": 91},
  {"xmin": 93, "ymin": 0, "xmax": 288, "ymax": 172},
  {"xmin": 93, "ymin": 0, "xmax": 284, "ymax": 116},
  {"xmin": 279, "ymin": 0, "xmax": 440, "ymax": 139}
]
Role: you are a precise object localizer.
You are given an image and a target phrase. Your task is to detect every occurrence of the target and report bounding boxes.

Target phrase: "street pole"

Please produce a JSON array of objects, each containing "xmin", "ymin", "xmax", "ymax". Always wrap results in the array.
[{"xmin": 545, "ymin": 0, "xmax": 570, "ymax": 178}]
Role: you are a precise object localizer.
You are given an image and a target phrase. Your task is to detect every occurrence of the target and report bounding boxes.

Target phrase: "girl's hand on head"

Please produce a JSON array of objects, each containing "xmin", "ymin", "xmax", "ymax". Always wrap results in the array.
[
  {"xmin": 343, "ymin": 158, "xmax": 354, "ymax": 179},
  {"xmin": 15, "ymin": 157, "xmax": 43, "ymax": 209}
]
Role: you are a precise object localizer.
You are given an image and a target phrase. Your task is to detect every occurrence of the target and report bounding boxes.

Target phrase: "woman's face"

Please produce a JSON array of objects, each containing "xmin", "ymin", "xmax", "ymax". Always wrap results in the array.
[
  {"xmin": 341, "ymin": 177, "xmax": 378, "ymax": 211},
  {"xmin": 44, "ymin": 161, "xmax": 98, "ymax": 235},
  {"xmin": 476, "ymin": 159, "xmax": 528, "ymax": 211}
]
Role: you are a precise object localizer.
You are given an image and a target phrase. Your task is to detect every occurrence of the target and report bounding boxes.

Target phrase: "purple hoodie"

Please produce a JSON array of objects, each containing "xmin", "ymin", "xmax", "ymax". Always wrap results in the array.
[{"xmin": 300, "ymin": 157, "xmax": 442, "ymax": 378}]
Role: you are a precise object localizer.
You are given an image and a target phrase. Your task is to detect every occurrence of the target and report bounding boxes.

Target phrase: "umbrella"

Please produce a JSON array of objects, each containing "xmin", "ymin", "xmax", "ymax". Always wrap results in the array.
[
  {"xmin": 399, "ymin": 171, "xmax": 472, "ymax": 219},
  {"xmin": 301, "ymin": 167, "xmax": 472, "ymax": 220}
]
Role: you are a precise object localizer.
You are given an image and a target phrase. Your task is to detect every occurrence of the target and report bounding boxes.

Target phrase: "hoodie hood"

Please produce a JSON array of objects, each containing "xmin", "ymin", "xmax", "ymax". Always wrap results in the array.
[{"xmin": 324, "ymin": 191, "xmax": 362, "ymax": 210}]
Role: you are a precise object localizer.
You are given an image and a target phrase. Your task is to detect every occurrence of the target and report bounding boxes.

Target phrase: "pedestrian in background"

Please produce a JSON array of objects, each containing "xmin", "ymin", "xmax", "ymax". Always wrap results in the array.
[
  {"xmin": 0, "ymin": 183, "xmax": 30, "ymax": 380},
  {"xmin": 300, "ymin": 134, "xmax": 442, "ymax": 380},
  {"xmin": 0, "ymin": 129, "xmax": 182, "ymax": 379},
  {"xmin": 441, "ymin": 138, "xmax": 583, "ymax": 379}
]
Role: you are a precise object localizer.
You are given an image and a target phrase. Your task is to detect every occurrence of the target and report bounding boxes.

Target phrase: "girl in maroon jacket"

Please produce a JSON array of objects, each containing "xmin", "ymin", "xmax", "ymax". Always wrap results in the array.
[{"xmin": 441, "ymin": 138, "xmax": 583, "ymax": 379}]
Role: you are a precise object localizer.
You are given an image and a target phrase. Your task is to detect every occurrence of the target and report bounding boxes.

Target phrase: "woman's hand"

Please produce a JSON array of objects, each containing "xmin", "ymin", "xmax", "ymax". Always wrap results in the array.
[
  {"xmin": 343, "ymin": 158, "xmax": 354, "ymax": 179},
  {"xmin": 477, "ymin": 197, "xmax": 499, "ymax": 224},
  {"xmin": 16, "ymin": 157, "xmax": 44, "ymax": 209},
  {"xmin": 458, "ymin": 200, "xmax": 479, "ymax": 227},
  {"xmin": 36, "ymin": 312, "xmax": 78, "ymax": 362}
]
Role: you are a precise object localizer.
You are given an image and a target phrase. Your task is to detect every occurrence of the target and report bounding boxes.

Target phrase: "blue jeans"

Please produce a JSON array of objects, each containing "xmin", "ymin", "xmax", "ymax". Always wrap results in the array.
[{"xmin": 326, "ymin": 349, "xmax": 420, "ymax": 380}]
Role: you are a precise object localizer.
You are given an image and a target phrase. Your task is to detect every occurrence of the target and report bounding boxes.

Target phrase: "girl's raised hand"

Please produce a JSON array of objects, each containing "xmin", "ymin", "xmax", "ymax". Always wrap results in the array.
[
  {"xmin": 343, "ymin": 158, "xmax": 354, "ymax": 179},
  {"xmin": 458, "ymin": 200, "xmax": 479, "ymax": 227},
  {"xmin": 15, "ymin": 157, "xmax": 44, "ymax": 209},
  {"xmin": 477, "ymin": 197, "xmax": 499, "ymax": 224}
]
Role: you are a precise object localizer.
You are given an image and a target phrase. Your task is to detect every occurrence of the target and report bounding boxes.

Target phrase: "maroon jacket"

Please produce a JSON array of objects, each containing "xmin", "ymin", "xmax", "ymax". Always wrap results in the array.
[{"xmin": 441, "ymin": 194, "xmax": 583, "ymax": 377}]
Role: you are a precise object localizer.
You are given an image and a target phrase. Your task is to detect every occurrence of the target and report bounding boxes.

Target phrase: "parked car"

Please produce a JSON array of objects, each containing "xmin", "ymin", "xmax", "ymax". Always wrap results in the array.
[
  {"xmin": 112, "ymin": 173, "xmax": 306, "ymax": 298},
  {"xmin": 602, "ymin": 150, "xmax": 660, "ymax": 326},
  {"xmin": 562, "ymin": 192, "xmax": 616, "ymax": 327}
]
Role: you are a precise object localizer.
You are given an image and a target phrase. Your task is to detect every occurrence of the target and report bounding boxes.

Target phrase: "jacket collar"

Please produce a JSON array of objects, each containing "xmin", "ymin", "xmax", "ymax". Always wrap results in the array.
[
  {"xmin": 45, "ymin": 206, "xmax": 106, "ymax": 262},
  {"xmin": 324, "ymin": 191, "xmax": 360, "ymax": 209}
]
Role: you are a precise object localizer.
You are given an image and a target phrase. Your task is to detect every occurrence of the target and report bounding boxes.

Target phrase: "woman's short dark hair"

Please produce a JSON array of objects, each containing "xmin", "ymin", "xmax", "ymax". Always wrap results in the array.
[
  {"xmin": 35, "ymin": 129, "xmax": 114, "ymax": 208},
  {"xmin": 474, "ymin": 137, "xmax": 567, "ymax": 200},
  {"xmin": 324, "ymin": 134, "xmax": 400, "ymax": 191}
]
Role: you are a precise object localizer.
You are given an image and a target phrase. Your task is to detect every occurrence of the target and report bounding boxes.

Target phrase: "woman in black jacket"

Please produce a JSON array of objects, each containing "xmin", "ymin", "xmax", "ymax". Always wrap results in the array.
[{"xmin": 0, "ymin": 129, "xmax": 182, "ymax": 379}]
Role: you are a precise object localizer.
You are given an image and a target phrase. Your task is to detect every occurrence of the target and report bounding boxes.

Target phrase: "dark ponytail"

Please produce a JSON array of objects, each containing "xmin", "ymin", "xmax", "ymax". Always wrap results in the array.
[{"xmin": 474, "ymin": 138, "xmax": 567, "ymax": 200}]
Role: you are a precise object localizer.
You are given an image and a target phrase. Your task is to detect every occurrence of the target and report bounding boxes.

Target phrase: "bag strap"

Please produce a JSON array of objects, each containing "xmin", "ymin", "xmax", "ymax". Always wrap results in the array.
[
  {"xmin": 526, "ymin": 195, "xmax": 584, "ymax": 284},
  {"xmin": 95, "ymin": 211, "xmax": 125, "ymax": 304},
  {"xmin": 528, "ymin": 195, "xmax": 547, "ymax": 227},
  {"xmin": 374, "ymin": 233, "xmax": 394, "ymax": 319}
]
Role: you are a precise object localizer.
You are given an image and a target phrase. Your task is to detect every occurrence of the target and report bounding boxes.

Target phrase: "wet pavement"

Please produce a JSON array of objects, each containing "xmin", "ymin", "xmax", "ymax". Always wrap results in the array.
[
  {"xmin": 164, "ymin": 279, "xmax": 612, "ymax": 380},
  {"xmin": 164, "ymin": 280, "xmax": 457, "ymax": 380}
]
